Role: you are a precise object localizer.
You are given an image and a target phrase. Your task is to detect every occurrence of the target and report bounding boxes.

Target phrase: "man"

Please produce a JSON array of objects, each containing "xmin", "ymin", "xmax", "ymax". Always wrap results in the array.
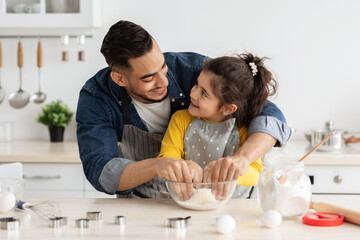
[{"xmin": 76, "ymin": 20, "xmax": 291, "ymax": 198}]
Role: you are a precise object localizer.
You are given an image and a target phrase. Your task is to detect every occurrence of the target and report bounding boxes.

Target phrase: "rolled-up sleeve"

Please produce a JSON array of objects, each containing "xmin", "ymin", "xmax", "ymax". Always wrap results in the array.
[
  {"xmin": 99, "ymin": 158, "xmax": 133, "ymax": 195},
  {"xmin": 248, "ymin": 116, "xmax": 291, "ymax": 147}
]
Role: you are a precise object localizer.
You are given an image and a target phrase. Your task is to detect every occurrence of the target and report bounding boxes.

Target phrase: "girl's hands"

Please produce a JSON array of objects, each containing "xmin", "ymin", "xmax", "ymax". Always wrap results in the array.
[
  {"xmin": 156, "ymin": 158, "xmax": 203, "ymax": 201},
  {"xmin": 203, "ymin": 156, "xmax": 251, "ymax": 200}
]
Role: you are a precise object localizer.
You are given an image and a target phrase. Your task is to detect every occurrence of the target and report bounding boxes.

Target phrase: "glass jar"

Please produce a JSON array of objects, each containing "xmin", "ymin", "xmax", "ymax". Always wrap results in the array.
[{"xmin": 257, "ymin": 159, "xmax": 312, "ymax": 219}]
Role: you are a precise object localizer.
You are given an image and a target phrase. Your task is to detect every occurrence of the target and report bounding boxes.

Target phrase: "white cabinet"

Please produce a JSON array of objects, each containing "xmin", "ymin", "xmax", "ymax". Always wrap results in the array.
[
  {"xmin": 84, "ymin": 179, "xmax": 115, "ymax": 198},
  {"xmin": 23, "ymin": 163, "xmax": 84, "ymax": 198},
  {"xmin": 0, "ymin": 0, "xmax": 102, "ymax": 36},
  {"xmin": 306, "ymin": 165, "xmax": 360, "ymax": 194},
  {"xmin": 22, "ymin": 162, "xmax": 115, "ymax": 198}
]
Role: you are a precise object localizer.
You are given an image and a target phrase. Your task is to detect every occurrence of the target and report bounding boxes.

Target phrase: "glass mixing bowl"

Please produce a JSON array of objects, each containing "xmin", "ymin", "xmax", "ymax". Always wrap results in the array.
[{"xmin": 165, "ymin": 179, "xmax": 237, "ymax": 210}]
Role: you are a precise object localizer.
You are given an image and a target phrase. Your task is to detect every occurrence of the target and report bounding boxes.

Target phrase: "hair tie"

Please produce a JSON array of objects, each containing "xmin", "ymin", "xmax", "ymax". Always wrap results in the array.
[{"xmin": 249, "ymin": 62, "xmax": 258, "ymax": 76}]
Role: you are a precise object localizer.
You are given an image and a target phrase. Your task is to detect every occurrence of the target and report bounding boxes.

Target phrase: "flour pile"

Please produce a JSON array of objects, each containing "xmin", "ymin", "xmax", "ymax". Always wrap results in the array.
[
  {"xmin": 177, "ymin": 188, "xmax": 221, "ymax": 210},
  {"xmin": 274, "ymin": 180, "xmax": 311, "ymax": 218}
]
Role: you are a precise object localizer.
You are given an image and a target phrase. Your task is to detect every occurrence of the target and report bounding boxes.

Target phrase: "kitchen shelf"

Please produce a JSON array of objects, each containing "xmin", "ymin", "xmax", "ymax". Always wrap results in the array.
[{"xmin": 0, "ymin": 0, "xmax": 102, "ymax": 36}]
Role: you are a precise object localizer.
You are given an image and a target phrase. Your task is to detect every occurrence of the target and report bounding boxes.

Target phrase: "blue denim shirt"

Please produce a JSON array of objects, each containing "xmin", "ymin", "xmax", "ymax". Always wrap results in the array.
[{"xmin": 76, "ymin": 52, "xmax": 291, "ymax": 195}]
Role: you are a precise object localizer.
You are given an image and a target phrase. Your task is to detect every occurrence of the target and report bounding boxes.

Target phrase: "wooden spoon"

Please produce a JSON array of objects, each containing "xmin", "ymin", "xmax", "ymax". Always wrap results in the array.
[{"xmin": 278, "ymin": 131, "xmax": 335, "ymax": 184}]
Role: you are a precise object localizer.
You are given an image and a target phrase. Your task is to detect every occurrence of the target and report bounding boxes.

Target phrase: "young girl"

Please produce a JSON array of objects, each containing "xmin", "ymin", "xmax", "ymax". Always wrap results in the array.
[{"xmin": 158, "ymin": 53, "xmax": 277, "ymax": 199}]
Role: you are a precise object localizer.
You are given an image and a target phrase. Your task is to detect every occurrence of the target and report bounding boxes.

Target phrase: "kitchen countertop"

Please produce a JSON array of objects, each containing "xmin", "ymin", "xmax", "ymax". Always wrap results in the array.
[
  {"xmin": 266, "ymin": 140, "xmax": 360, "ymax": 166},
  {"xmin": 0, "ymin": 141, "xmax": 80, "ymax": 164},
  {"xmin": 0, "ymin": 198, "xmax": 359, "ymax": 239},
  {"xmin": 1, "ymin": 140, "xmax": 360, "ymax": 165}
]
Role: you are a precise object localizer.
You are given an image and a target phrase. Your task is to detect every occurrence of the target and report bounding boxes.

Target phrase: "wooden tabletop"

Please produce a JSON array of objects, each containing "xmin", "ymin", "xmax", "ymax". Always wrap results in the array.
[
  {"xmin": 0, "ymin": 198, "xmax": 359, "ymax": 239},
  {"xmin": 0, "ymin": 141, "xmax": 80, "ymax": 164}
]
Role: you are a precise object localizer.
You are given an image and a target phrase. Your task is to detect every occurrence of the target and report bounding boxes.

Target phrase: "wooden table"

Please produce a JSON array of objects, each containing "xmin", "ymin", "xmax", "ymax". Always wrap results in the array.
[
  {"xmin": 0, "ymin": 198, "xmax": 359, "ymax": 239},
  {"xmin": 0, "ymin": 141, "xmax": 80, "ymax": 163}
]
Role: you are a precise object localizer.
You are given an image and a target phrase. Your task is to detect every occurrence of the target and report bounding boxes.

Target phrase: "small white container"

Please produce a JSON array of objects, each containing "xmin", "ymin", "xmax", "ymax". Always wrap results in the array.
[
  {"xmin": 257, "ymin": 159, "xmax": 312, "ymax": 219},
  {"xmin": 0, "ymin": 121, "xmax": 13, "ymax": 142}
]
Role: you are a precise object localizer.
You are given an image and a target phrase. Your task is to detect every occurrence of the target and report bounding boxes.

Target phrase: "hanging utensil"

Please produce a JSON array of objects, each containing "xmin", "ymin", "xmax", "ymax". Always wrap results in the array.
[
  {"xmin": 0, "ymin": 41, "xmax": 5, "ymax": 104},
  {"xmin": 9, "ymin": 39, "xmax": 30, "ymax": 109},
  {"xmin": 31, "ymin": 39, "xmax": 46, "ymax": 104}
]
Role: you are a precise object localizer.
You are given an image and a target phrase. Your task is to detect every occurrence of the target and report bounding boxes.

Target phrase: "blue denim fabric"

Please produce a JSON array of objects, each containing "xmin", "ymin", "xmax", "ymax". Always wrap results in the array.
[{"xmin": 76, "ymin": 52, "xmax": 290, "ymax": 194}]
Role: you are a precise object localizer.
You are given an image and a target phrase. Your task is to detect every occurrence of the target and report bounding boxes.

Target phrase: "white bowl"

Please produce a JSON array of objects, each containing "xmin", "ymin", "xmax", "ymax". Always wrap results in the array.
[{"xmin": 12, "ymin": 3, "xmax": 26, "ymax": 13}]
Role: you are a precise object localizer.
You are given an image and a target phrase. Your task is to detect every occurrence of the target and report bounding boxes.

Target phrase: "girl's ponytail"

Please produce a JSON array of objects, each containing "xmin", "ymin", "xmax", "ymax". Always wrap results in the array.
[
  {"xmin": 204, "ymin": 53, "xmax": 277, "ymax": 127},
  {"xmin": 240, "ymin": 53, "xmax": 277, "ymax": 124}
]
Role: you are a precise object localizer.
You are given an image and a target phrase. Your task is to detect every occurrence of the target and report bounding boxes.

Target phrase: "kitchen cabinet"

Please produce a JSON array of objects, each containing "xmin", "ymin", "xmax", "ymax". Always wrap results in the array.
[
  {"xmin": 0, "ymin": 141, "xmax": 114, "ymax": 198},
  {"xmin": 0, "ymin": 0, "xmax": 102, "ymax": 36},
  {"xmin": 22, "ymin": 163, "xmax": 84, "ymax": 198}
]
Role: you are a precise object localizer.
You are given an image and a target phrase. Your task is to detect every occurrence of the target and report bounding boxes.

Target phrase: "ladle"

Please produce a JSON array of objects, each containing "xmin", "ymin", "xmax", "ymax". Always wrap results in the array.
[
  {"xmin": 9, "ymin": 40, "xmax": 30, "ymax": 109},
  {"xmin": 31, "ymin": 39, "xmax": 46, "ymax": 104},
  {"xmin": 0, "ymin": 41, "xmax": 5, "ymax": 104},
  {"xmin": 277, "ymin": 131, "xmax": 335, "ymax": 184}
]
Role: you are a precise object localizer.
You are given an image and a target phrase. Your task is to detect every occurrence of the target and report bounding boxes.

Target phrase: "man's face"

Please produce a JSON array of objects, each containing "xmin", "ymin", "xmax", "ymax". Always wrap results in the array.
[{"xmin": 120, "ymin": 41, "xmax": 169, "ymax": 104}]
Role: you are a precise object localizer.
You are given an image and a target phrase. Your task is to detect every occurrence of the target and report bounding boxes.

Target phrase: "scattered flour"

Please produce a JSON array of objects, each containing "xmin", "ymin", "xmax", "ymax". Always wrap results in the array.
[{"xmin": 176, "ymin": 188, "xmax": 222, "ymax": 210}]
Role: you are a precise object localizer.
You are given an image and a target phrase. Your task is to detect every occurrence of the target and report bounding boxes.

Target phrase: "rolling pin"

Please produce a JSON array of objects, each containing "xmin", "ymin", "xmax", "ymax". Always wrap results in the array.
[{"xmin": 310, "ymin": 201, "xmax": 360, "ymax": 226}]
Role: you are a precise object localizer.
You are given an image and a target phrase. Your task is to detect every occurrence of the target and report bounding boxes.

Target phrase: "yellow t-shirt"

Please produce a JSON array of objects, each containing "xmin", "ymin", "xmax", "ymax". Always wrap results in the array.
[{"xmin": 158, "ymin": 109, "xmax": 262, "ymax": 186}]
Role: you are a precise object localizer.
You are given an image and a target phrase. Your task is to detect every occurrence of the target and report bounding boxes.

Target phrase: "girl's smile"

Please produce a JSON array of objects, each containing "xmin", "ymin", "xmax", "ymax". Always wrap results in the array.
[{"xmin": 188, "ymin": 71, "xmax": 228, "ymax": 123}]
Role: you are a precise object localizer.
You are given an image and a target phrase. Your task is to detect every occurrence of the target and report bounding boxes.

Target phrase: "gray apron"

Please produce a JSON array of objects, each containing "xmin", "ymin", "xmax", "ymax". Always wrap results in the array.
[
  {"xmin": 184, "ymin": 117, "xmax": 254, "ymax": 199},
  {"xmin": 116, "ymin": 87, "xmax": 168, "ymax": 198}
]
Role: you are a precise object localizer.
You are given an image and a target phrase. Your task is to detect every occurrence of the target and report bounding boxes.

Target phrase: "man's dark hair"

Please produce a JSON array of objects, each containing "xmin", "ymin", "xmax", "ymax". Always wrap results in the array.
[{"xmin": 100, "ymin": 20, "xmax": 153, "ymax": 70}]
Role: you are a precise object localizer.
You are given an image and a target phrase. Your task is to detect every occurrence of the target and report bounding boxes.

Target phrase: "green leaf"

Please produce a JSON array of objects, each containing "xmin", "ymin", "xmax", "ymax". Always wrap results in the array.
[{"xmin": 36, "ymin": 100, "xmax": 74, "ymax": 127}]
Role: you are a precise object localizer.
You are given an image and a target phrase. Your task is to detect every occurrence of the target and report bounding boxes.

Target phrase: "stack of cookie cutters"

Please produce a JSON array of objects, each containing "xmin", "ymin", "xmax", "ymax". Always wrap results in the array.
[
  {"xmin": 75, "ymin": 211, "xmax": 102, "ymax": 228},
  {"xmin": 0, "ymin": 217, "xmax": 20, "ymax": 230},
  {"xmin": 165, "ymin": 216, "xmax": 191, "ymax": 229}
]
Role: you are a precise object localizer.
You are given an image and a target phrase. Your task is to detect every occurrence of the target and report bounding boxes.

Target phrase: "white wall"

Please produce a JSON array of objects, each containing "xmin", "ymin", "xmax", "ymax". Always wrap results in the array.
[{"xmin": 1, "ymin": 0, "xmax": 359, "ymax": 141}]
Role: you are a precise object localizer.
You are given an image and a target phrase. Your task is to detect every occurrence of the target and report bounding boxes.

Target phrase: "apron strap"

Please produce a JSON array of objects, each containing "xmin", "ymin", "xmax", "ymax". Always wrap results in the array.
[{"xmin": 120, "ymin": 87, "xmax": 131, "ymax": 124}]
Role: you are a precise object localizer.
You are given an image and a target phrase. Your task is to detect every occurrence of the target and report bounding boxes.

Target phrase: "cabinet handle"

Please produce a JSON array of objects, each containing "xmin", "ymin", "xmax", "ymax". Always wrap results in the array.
[
  {"xmin": 333, "ymin": 175, "xmax": 342, "ymax": 184},
  {"xmin": 23, "ymin": 174, "xmax": 61, "ymax": 180}
]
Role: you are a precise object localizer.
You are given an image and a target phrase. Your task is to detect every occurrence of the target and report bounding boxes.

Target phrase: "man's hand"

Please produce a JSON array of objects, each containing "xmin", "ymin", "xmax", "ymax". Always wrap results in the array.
[
  {"xmin": 203, "ymin": 156, "xmax": 251, "ymax": 200},
  {"xmin": 156, "ymin": 158, "xmax": 203, "ymax": 201}
]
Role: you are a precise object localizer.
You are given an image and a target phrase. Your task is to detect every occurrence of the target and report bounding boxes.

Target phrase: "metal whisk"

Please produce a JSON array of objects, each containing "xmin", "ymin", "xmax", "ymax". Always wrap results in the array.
[{"xmin": 16, "ymin": 200, "xmax": 62, "ymax": 221}]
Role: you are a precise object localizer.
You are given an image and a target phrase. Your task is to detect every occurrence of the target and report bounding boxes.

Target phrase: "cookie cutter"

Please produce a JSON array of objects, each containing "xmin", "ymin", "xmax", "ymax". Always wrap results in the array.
[
  {"xmin": 165, "ymin": 216, "xmax": 191, "ymax": 229},
  {"xmin": 75, "ymin": 218, "xmax": 89, "ymax": 228},
  {"xmin": 0, "ymin": 217, "xmax": 20, "ymax": 230},
  {"xmin": 114, "ymin": 216, "xmax": 126, "ymax": 226},
  {"xmin": 86, "ymin": 211, "xmax": 102, "ymax": 221},
  {"xmin": 49, "ymin": 217, "xmax": 68, "ymax": 228}
]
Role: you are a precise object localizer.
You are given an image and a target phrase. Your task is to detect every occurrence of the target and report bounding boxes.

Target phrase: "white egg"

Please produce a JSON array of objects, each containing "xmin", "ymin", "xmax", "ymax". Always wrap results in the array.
[
  {"xmin": 261, "ymin": 210, "xmax": 282, "ymax": 228},
  {"xmin": 0, "ymin": 192, "xmax": 16, "ymax": 213},
  {"xmin": 215, "ymin": 215, "xmax": 236, "ymax": 234}
]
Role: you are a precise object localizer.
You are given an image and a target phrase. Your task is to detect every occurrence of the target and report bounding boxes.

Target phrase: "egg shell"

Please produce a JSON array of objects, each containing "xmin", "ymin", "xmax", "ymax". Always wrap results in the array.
[
  {"xmin": 216, "ymin": 215, "xmax": 236, "ymax": 234},
  {"xmin": 261, "ymin": 210, "xmax": 282, "ymax": 228},
  {"xmin": 0, "ymin": 192, "xmax": 16, "ymax": 213}
]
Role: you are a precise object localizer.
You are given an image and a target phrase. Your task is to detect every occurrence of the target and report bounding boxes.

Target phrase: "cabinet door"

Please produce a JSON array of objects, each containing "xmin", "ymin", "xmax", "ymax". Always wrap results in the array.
[
  {"xmin": 0, "ymin": 0, "xmax": 102, "ymax": 35},
  {"xmin": 25, "ymin": 190, "xmax": 84, "ymax": 198},
  {"xmin": 306, "ymin": 165, "xmax": 360, "ymax": 194},
  {"xmin": 23, "ymin": 163, "xmax": 84, "ymax": 191},
  {"xmin": 84, "ymin": 177, "xmax": 115, "ymax": 198}
]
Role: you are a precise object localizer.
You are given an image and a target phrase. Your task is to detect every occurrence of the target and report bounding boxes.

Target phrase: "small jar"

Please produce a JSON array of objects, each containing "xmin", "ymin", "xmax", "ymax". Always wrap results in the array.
[{"xmin": 257, "ymin": 159, "xmax": 312, "ymax": 219}]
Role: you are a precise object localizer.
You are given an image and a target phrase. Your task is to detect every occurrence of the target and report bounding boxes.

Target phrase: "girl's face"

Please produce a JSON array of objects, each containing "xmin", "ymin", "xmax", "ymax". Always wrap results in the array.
[{"xmin": 188, "ymin": 71, "xmax": 227, "ymax": 122}]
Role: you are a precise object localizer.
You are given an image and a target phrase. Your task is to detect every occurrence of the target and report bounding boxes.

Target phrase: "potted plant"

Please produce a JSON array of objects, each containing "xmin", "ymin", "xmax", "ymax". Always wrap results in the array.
[{"xmin": 36, "ymin": 100, "xmax": 74, "ymax": 142}]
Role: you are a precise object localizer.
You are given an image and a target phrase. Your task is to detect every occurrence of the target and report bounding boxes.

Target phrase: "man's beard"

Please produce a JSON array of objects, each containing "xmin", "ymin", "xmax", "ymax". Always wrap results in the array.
[{"xmin": 130, "ymin": 88, "xmax": 169, "ymax": 103}]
